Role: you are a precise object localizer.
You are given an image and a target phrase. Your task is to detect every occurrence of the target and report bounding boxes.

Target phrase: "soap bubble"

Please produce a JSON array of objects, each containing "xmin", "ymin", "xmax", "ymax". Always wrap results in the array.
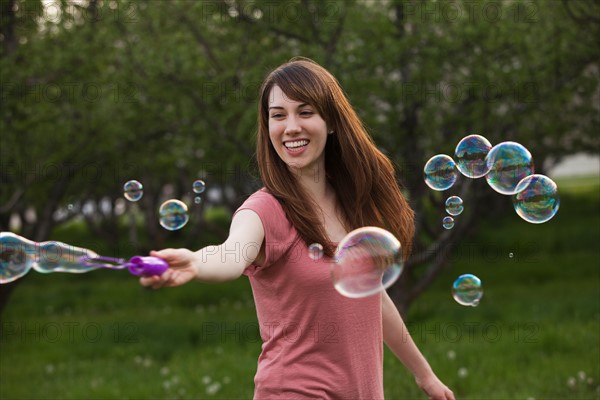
[
  {"xmin": 423, "ymin": 155, "xmax": 458, "ymax": 191},
  {"xmin": 445, "ymin": 196, "xmax": 464, "ymax": 216},
  {"xmin": 452, "ymin": 274, "xmax": 483, "ymax": 307},
  {"xmin": 193, "ymin": 180, "xmax": 206, "ymax": 194},
  {"xmin": 443, "ymin": 216, "xmax": 455, "ymax": 230},
  {"xmin": 332, "ymin": 227, "xmax": 403, "ymax": 298},
  {"xmin": 124, "ymin": 180, "xmax": 143, "ymax": 202},
  {"xmin": 35, "ymin": 242, "xmax": 98, "ymax": 273},
  {"xmin": 308, "ymin": 243, "xmax": 324, "ymax": 261},
  {"xmin": 485, "ymin": 142, "xmax": 533, "ymax": 195},
  {"xmin": 454, "ymin": 134, "xmax": 493, "ymax": 178},
  {"xmin": 159, "ymin": 200, "xmax": 189, "ymax": 231},
  {"xmin": 0, "ymin": 233, "xmax": 35, "ymax": 284},
  {"xmin": 512, "ymin": 174, "xmax": 560, "ymax": 224}
]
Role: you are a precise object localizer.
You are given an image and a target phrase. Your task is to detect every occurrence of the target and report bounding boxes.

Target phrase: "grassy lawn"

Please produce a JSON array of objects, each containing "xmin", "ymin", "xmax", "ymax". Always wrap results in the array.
[{"xmin": 1, "ymin": 175, "xmax": 598, "ymax": 399}]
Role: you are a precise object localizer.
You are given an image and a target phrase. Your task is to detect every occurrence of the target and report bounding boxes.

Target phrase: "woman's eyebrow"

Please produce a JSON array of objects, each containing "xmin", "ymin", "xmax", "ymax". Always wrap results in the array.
[{"xmin": 268, "ymin": 103, "xmax": 310, "ymax": 111}]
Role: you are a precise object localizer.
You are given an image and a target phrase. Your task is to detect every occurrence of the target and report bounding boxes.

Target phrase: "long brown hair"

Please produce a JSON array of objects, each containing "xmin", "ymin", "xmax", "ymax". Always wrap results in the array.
[{"xmin": 256, "ymin": 57, "xmax": 415, "ymax": 259}]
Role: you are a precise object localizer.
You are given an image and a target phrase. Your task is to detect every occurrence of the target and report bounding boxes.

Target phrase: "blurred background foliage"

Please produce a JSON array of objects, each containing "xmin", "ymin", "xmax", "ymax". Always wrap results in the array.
[{"xmin": 1, "ymin": 0, "xmax": 599, "ymax": 312}]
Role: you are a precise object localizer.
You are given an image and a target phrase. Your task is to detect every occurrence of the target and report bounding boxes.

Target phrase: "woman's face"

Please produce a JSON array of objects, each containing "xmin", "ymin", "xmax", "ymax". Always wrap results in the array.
[{"xmin": 267, "ymin": 85, "xmax": 329, "ymax": 175}]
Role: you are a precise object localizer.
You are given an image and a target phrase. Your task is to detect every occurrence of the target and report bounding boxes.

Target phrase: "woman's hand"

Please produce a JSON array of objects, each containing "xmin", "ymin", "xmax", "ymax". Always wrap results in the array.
[
  {"xmin": 139, "ymin": 249, "xmax": 198, "ymax": 289},
  {"xmin": 416, "ymin": 374, "xmax": 455, "ymax": 400}
]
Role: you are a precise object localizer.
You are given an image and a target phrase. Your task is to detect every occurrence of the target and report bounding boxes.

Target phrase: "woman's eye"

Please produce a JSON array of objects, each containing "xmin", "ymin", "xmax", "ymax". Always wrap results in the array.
[
  {"xmin": 270, "ymin": 114, "xmax": 283, "ymax": 118},
  {"xmin": 300, "ymin": 111, "xmax": 314, "ymax": 116}
]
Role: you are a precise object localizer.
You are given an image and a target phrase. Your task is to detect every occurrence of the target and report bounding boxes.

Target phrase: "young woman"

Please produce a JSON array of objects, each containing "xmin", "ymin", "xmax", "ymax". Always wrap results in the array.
[{"xmin": 140, "ymin": 58, "xmax": 455, "ymax": 400}]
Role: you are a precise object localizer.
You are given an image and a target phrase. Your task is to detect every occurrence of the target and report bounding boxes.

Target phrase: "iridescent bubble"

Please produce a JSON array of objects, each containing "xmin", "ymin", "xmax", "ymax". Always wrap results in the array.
[
  {"xmin": 423, "ymin": 155, "xmax": 458, "ymax": 191},
  {"xmin": 159, "ymin": 200, "xmax": 189, "ymax": 231},
  {"xmin": 0, "ymin": 232, "xmax": 35, "ymax": 284},
  {"xmin": 34, "ymin": 241, "xmax": 98, "ymax": 273},
  {"xmin": 445, "ymin": 196, "xmax": 464, "ymax": 216},
  {"xmin": 124, "ymin": 180, "xmax": 143, "ymax": 202},
  {"xmin": 193, "ymin": 180, "xmax": 206, "ymax": 194},
  {"xmin": 455, "ymin": 134, "xmax": 493, "ymax": 178},
  {"xmin": 308, "ymin": 243, "xmax": 324, "ymax": 261},
  {"xmin": 332, "ymin": 227, "xmax": 403, "ymax": 298},
  {"xmin": 485, "ymin": 142, "xmax": 533, "ymax": 195},
  {"xmin": 443, "ymin": 216, "xmax": 455, "ymax": 230},
  {"xmin": 509, "ymin": 252, "xmax": 514, "ymax": 258},
  {"xmin": 512, "ymin": 174, "xmax": 560, "ymax": 224},
  {"xmin": 452, "ymin": 274, "xmax": 483, "ymax": 307},
  {"xmin": 194, "ymin": 196, "xmax": 202, "ymax": 205}
]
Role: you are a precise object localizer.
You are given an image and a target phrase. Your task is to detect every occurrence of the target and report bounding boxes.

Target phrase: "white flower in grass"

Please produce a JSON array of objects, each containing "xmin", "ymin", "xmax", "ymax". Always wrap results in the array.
[
  {"xmin": 162, "ymin": 380, "xmax": 171, "ymax": 390},
  {"xmin": 202, "ymin": 375, "xmax": 212, "ymax": 385},
  {"xmin": 134, "ymin": 355, "xmax": 143, "ymax": 365},
  {"xmin": 223, "ymin": 376, "xmax": 231, "ymax": 384},
  {"xmin": 171, "ymin": 375, "xmax": 180, "ymax": 385},
  {"xmin": 160, "ymin": 366, "xmax": 170, "ymax": 376},
  {"xmin": 206, "ymin": 382, "xmax": 222, "ymax": 395},
  {"xmin": 45, "ymin": 364, "xmax": 55, "ymax": 374},
  {"xmin": 578, "ymin": 371, "xmax": 586, "ymax": 381},
  {"xmin": 446, "ymin": 350, "xmax": 456, "ymax": 360},
  {"xmin": 142, "ymin": 357, "xmax": 152, "ymax": 368},
  {"xmin": 567, "ymin": 376, "xmax": 576, "ymax": 387},
  {"xmin": 457, "ymin": 367, "xmax": 468, "ymax": 378}
]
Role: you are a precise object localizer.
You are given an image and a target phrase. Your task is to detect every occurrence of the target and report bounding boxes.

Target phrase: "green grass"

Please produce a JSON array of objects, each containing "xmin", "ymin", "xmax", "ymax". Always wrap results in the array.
[{"xmin": 1, "ymin": 176, "xmax": 599, "ymax": 399}]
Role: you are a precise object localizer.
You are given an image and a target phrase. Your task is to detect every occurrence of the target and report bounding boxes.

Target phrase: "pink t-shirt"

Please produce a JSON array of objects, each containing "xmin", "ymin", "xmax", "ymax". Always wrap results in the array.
[{"xmin": 235, "ymin": 189, "xmax": 384, "ymax": 400}]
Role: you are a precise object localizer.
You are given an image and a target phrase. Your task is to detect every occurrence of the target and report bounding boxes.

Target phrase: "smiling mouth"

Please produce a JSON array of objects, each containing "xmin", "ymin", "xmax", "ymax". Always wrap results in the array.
[{"xmin": 284, "ymin": 139, "xmax": 309, "ymax": 149}]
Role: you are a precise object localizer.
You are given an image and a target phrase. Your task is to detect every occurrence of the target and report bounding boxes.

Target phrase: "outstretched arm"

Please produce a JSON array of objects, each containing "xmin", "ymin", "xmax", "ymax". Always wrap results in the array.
[
  {"xmin": 140, "ymin": 209, "xmax": 264, "ymax": 288},
  {"xmin": 382, "ymin": 291, "xmax": 455, "ymax": 400}
]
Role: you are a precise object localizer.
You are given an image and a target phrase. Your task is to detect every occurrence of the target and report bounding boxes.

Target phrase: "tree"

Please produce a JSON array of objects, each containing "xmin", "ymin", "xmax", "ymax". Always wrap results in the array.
[{"xmin": 1, "ymin": 0, "xmax": 598, "ymax": 317}]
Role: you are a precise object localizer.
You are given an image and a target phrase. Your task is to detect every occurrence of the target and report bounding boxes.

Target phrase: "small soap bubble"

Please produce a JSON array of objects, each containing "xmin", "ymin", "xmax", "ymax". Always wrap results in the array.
[
  {"xmin": 512, "ymin": 174, "xmax": 560, "ymax": 224},
  {"xmin": 455, "ymin": 134, "xmax": 493, "ymax": 178},
  {"xmin": 193, "ymin": 179, "xmax": 206, "ymax": 194},
  {"xmin": 452, "ymin": 274, "xmax": 483, "ymax": 307},
  {"xmin": 423, "ymin": 154, "xmax": 458, "ymax": 191},
  {"xmin": 194, "ymin": 196, "xmax": 202, "ymax": 205},
  {"xmin": 485, "ymin": 142, "xmax": 533, "ymax": 195},
  {"xmin": 509, "ymin": 252, "xmax": 514, "ymax": 258},
  {"xmin": 124, "ymin": 180, "xmax": 143, "ymax": 202},
  {"xmin": 445, "ymin": 196, "xmax": 464, "ymax": 216},
  {"xmin": 308, "ymin": 243, "xmax": 324, "ymax": 261},
  {"xmin": 332, "ymin": 227, "xmax": 403, "ymax": 298},
  {"xmin": 443, "ymin": 216, "xmax": 455, "ymax": 230},
  {"xmin": 159, "ymin": 200, "xmax": 189, "ymax": 231}
]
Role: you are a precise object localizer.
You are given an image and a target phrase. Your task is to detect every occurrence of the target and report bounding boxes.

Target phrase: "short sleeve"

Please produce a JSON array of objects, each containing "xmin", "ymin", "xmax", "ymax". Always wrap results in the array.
[{"xmin": 233, "ymin": 189, "xmax": 299, "ymax": 275}]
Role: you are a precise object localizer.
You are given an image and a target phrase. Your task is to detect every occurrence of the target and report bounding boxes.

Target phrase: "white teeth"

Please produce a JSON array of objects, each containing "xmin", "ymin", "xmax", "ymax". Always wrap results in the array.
[{"xmin": 284, "ymin": 140, "xmax": 309, "ymax": 149}]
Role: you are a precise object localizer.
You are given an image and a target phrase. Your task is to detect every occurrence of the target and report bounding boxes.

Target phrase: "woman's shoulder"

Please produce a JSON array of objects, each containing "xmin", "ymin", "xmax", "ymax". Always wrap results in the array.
[
  {"xmin": 243, "ymin": 188, "xmax": 280, "ymax": 206},
  {"xmin": 237, "ymin": 188, "xmax": 285, "ymax": 218}
]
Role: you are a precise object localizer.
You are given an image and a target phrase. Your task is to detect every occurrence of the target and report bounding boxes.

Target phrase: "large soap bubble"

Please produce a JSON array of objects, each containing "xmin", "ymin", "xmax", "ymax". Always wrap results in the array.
[
  {"xmin": 424, "ymin": 155, "xmax": 459, "ymax": 191},
  {"xmin": 485, "ymin": 142, "xmax": 533, "ymax": 195},
  {"xmin": 512, "ymin": 174, "xmax": 560, "ymax": 223},
  {"xmin": 159, "ymin": 200, "xmax": 189, "ymax": 231},
  {"xmin": 454, "ymin": 134, "xmax": 492, "ymax": 178},
  {"xmin": 332, "ymin": 227, "xmax": 403, "ymax": 298},
  {"xmin": 452, "ymin": 274, "xmax": 483, "ymax": 307}
]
